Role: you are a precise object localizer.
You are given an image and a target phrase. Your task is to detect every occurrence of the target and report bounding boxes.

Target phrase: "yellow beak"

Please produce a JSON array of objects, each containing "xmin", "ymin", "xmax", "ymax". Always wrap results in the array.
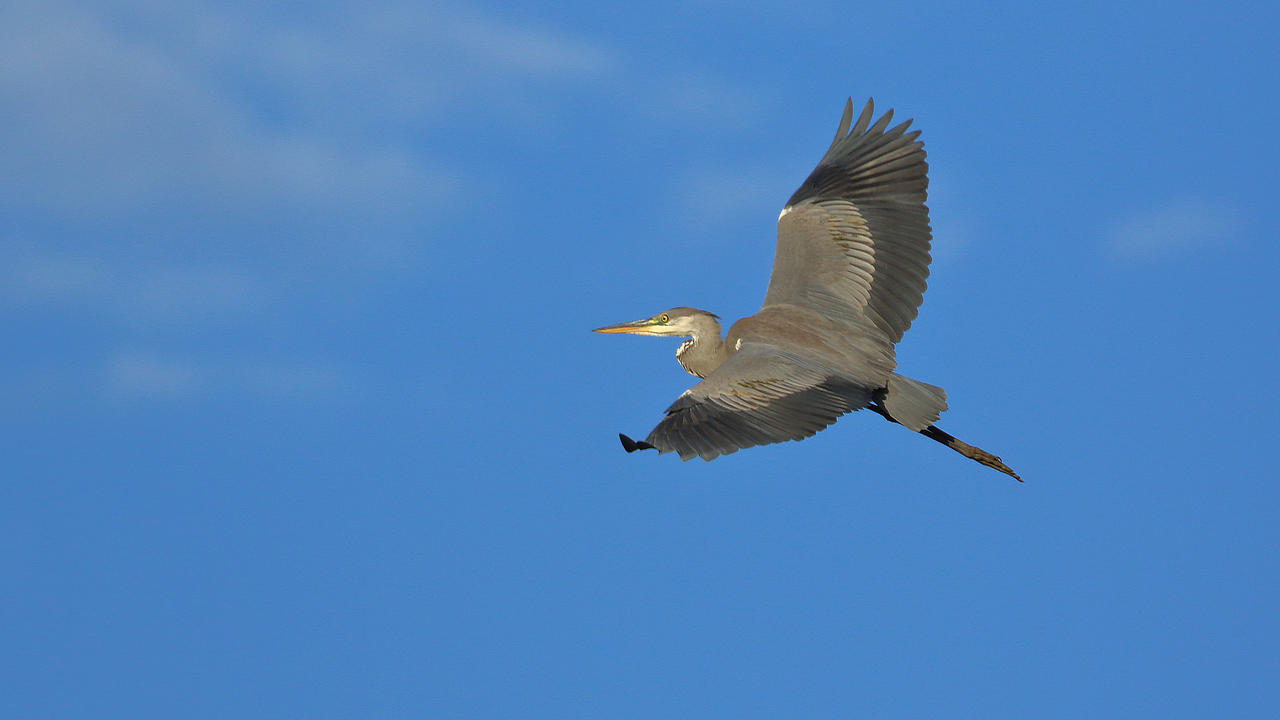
[{"xmin": 593, "ymin": 318, "xmax": 661, "ymax": 335}]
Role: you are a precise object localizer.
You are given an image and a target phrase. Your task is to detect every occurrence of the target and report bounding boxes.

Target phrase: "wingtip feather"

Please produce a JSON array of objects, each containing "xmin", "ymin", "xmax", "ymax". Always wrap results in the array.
[
  {"xmin": 832, "ymin": 98, "xmax": 854, "ymax": 147},
  {"xmin": 851, "ymin": 97, "xmax": 875, "ymax": 136}
]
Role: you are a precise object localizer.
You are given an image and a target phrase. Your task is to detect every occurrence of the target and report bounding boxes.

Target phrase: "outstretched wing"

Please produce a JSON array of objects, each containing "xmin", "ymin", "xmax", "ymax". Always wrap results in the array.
[
  {"xmin": 643, "ymin": 343, "xmax": 871, "ymax": 461},
  {"xmin": 763, "ymin": 98, "xmax": 932, "ymax": 344}
]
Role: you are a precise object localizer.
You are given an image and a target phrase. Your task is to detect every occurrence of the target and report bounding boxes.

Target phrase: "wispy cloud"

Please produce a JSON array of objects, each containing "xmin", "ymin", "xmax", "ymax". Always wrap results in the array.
[
  {"xmin": 0, "ymin": 0, "xmax": 622, "ymax": 327},
  {"xmin": 672, "ymin": 165, "xmax": 793, "ymax": 230},
  {"xmin": 0, "ymin": 1, "xmax": 467, "ymax": 222},
  {"xmin": 0, "ymin": 248, "xmax": 268, "ymax": 323},
  {"xmin": 0, "ymin": 0, "xmax": 766, "ymax": 411},
  {"xmin": 0, "ymin": 0, "xmax": 624, "ymax": 222},
  {"xmin": 442, "ymin": 12, "xmax": 619, "ymax": 78},
  {"xmin": 648, "ymin": 72, "xmax": 768, "ymax": 129},
  {"xmin": 1106, "ymin": 199, "xmax": 1242, "ymax": 261},
  {"xmin": 103, "ymin": 351, "xmax": 344, "ymax": 403}
]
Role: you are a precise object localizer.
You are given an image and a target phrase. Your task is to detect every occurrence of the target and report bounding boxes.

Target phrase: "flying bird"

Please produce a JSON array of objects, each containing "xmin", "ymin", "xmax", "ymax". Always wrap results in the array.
[{"xmin": 595, "ymin": 98, "xmax": 1020, "ymax": 480}]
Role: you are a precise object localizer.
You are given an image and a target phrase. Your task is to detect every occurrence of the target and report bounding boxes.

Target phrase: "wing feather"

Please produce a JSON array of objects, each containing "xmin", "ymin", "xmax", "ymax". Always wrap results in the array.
[
  {"xmin": 643, "ymin": 343, "xmax": 871, "ymax": 461},
  {"xmin": 765, "ymin": 98, "xmax": 933, "ymax": 344}
]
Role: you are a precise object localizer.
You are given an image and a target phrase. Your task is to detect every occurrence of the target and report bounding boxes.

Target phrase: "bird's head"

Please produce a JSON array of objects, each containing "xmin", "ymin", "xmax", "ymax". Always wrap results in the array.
[{"xmin": 593, "ymin": 307, "xmax": 720, "ymax": 338}]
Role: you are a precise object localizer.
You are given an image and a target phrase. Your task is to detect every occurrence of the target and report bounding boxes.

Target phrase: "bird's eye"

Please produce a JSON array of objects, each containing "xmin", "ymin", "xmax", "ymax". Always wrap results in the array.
[{"xmin": 660, "ymin": 314, "xmax": 670, "ymax": 323}]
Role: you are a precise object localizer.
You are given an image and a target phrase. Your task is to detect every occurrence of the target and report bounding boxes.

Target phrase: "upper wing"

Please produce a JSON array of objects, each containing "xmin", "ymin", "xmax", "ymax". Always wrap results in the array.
[
  {"xmin": 762, "ymin": 98, "xmax": 932, "ymax": 344},
  {"xmin": 643, "ymin": 343, "xmax": 871, "ymax": 461}
]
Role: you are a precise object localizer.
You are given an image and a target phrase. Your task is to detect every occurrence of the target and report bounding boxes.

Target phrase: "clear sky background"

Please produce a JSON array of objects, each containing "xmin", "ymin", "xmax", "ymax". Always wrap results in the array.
[{"xmin": 3, "ymin": 1, "xmax": 1278, "ymax": 717}]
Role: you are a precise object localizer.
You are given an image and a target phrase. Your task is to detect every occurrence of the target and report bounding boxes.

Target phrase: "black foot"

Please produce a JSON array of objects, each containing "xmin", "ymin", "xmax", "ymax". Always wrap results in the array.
[{"xmin": 619, "ymin": 433, "xmax": 655, "ymax": 453}]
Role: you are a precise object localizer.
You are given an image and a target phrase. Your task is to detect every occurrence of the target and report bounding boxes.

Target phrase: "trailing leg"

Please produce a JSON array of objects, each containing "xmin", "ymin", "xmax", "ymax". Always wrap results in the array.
[{"xmin": 868, "ymin": 400, "xmax": 1021, "ymax": 481}]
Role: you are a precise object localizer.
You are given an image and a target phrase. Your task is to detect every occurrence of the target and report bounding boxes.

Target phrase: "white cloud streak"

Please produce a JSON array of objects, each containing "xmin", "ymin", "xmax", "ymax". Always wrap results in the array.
[
  {"xmin": 0, "ymin": 0, "xmax": 622, "ymax": 325},
  {"xmin": 0, "ymin": 249, "xmax": 268, "ymax": 323},
  {"xmin": 103, "ymin": 351, "xmax": 344, "ymax": 402},
  {"xmin": 673, "ymin": 165, "xmax": 793, "ymax": 230},
  {"xmin": 0, "ymin": 1, "xmax": 491, "ymax": 220},
  {"xmin": 0, "ymin": 1, "xmax": 772, "ymax": 408},
  {"xmin": 1106, "ymin": 199, "xmax": 1241, "ymax": 261},
  {"xmin": 648, "ymin": 72, "xmax": 767, "ymax": 129},
  {"xmin": 0, "ymin": 0, "xmax": 621, "ymax": 218}
]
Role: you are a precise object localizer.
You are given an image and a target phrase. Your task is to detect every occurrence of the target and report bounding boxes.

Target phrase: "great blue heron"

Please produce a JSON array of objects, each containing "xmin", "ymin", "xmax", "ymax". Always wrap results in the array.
[{"xmin": 595, "ymin": 98, "xmax": 1020, "ymax": 480}]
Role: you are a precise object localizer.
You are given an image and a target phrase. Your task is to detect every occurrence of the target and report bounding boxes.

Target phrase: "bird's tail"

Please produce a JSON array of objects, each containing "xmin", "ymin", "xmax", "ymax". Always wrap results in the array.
[
  {"xmin": 882, "ymin": 373, "xmax": 948, "ymax": 431},
  {"xmin": 919, "ymin": 424, "xmax": 1021, "ymax": 481}
]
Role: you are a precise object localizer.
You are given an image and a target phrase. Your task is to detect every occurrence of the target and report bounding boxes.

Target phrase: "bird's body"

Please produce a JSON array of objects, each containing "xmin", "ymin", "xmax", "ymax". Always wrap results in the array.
[
  {"xmin": 665, "ymin": 305, "xmax": 886, "ymax": 381},
  {"xmin": 595, "ymin": 98, "xmax": 1019, "ymax": 479}
]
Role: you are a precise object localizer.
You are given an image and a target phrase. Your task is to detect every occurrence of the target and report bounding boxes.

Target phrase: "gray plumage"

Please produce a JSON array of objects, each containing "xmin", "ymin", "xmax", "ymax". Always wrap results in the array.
[{"xmin": 594, "ymin": 98, "xmax": 1019, "ymax": 480}]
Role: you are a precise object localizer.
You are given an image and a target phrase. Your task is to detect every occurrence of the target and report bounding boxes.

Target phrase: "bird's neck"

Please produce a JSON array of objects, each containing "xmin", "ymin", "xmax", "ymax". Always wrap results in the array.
[{"xmin": 675, "ymin": 330, "xmax": 727, "ymax": 379}]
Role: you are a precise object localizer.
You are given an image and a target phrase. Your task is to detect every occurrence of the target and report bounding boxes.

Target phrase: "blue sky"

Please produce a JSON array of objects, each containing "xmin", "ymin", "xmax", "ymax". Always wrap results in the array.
[{"xmin": 3, "ymin": 0, "xmax": 1278, "ymax": 717}]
